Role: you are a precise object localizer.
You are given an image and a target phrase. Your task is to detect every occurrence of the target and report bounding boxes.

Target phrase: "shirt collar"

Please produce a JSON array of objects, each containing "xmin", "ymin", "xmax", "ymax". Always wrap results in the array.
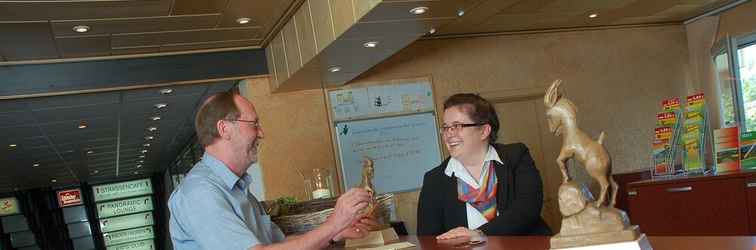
[
  {"xmin": 202, "ymin": 152, "xmax": 250, "ymax": 191},
  {"xmin": 444, "ymin": 145, "xmax": 503, "ymax": 179}
]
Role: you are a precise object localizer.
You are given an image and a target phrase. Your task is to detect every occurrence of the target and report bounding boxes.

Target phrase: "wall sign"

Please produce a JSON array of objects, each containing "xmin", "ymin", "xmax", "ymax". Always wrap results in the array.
[
  {"xmin": 0, "ymin": 197, "xmax": 20, "ymax": 216},
  {"xmin": 100, "ymin": 212, "xmax": 154, "ymax": 233},
  {"xmin": 106, "ymin": 239, "xmax": 155, "ymax": 250},
  {"xmin": 97, "ymin": 196, "xmax": 153, "ymax": 219},
  {"xmin": 103, "ymin": 226, "xmax": 154, "ymax": 246},
  {"xmin": 93, "ymin": 179, "xmax": 153, "ymax": 202},
  {"xmin": 57, "ymin": 189, "xmax": 83, "ymax": 207}
]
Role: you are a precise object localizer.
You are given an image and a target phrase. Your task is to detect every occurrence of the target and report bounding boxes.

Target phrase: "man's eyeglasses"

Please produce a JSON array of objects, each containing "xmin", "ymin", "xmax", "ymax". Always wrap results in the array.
[
  {"xmin": 225, "ymin": 119, "xmax": 261, "ymax": 129},
  {"xmin": 440, "ymin": 123, "xmax": 485, "ymax": 134}
]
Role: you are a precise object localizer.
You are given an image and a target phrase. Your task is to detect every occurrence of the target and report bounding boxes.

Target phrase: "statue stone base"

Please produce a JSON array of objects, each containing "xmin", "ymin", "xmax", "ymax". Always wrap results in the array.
[
  {"xmin": 550, "ymin": 182, "xmax": 650, "ymax": 250},
  {"xmin": 345, "ymin": 227, "xmax": 399, "ymax": 248}
]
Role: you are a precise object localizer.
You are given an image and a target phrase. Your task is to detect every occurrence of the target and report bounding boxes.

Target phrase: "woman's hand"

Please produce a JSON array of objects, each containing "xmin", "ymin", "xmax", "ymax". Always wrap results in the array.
[{"xmin": 435, "ymin": 227, "xmax": 483, "ymax": 240}]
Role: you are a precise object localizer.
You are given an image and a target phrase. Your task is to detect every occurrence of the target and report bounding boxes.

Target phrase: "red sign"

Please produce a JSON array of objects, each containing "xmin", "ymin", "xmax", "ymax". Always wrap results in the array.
[{"xmin": 57, "ymin": 189, "xmax": 83, "ymax": 207}]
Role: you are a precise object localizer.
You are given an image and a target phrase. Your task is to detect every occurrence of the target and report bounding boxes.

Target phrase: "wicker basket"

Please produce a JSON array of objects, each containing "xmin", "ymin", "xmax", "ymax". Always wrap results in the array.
[{"xmin": 271, "ymin": 193, "xmax": 394, "ymax": 235}]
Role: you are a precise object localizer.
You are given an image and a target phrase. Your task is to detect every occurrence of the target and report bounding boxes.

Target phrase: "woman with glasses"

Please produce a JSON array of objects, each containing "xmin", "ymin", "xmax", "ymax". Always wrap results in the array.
[{"xmin": 417, "ymin": 93, "xmax": 551, "ymax": 239}]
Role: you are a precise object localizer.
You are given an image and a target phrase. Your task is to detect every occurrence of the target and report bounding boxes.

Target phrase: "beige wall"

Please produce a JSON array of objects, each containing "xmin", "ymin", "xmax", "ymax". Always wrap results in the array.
[
  {"xmin": 241, "ymin": 77, "xmax": 338, "ymax": 201},
  {"xmin": 243, "ymin": 24, "xmax": 692, "ymax": 234}
]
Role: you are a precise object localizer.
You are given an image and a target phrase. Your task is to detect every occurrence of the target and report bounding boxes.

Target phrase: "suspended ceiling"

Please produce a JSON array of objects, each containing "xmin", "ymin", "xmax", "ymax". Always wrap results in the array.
[{"xmin": 0, "ymin": 0, "xmax": 740, "ymax": 192}]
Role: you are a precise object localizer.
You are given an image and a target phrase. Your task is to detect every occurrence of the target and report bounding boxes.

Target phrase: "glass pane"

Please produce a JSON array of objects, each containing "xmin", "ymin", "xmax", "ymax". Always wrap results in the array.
[
  {"xmin": 714, "ymin": 52, "xmax": 737, "ymax": 127},
  {"xmin": 738, "ymin": 43, "xmax": 756, "ymax": 132}
]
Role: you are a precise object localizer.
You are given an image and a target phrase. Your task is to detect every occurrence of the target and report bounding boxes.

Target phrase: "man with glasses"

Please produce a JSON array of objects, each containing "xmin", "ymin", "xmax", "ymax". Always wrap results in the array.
[
  {"xmin": 417, "ymin": 93, "xmax": 551, "ymax": 239},
  {"xmin": 169, "ymin": 91, "xmax": 374, "ymax": 250}
]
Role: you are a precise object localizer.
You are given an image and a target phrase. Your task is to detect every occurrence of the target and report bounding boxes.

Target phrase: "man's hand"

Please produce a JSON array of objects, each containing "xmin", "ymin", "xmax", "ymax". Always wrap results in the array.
[
  {"xmin": 329, "ymin": 188, "xmax": 372, "ymax": 232},
  {"xmin": 435, "ymin": 227, "xmax": 482, "ymax": 240},
  {"xmin": 332, "ymin": 216, "xmax": 381, "ymax": 241}
]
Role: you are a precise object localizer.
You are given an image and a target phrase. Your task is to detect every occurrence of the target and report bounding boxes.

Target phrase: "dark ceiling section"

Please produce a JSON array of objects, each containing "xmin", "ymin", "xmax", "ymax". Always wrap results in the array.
[
  {"xmin": 0, "ymin": 82, "xmax": 236, "ymax": 193},
  {"xmin": 0, "ymin": 49, "xmax": 267, "ymax": 97},
  {"xmin": 0, "ymin": 47, "xmax": 267, "ymax": 192},
  {"xmin": 0, "ymin": 0, "xmax": 298, "ymax": 62}
]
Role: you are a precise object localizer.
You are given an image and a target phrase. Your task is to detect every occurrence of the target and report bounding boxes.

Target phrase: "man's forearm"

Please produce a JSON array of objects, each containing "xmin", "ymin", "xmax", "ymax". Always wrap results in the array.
[{"xmin": 250, "ymin": 221, "xmax": 339, "ymax": 250}]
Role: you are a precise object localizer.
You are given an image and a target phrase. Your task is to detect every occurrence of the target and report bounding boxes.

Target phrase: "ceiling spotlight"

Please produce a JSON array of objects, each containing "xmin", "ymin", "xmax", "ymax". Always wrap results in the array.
[
  {"xmin": 8, "ymin": 144, "xmax": 17, "ymax": 148},
  {"xmin": 78, "ymin": 124, "xmax": 87, "ymax": 129},
  {"xmin": 457, "ymin": 9, "xmax": 465, "ymax": 16},
  {"xmin": 32, "ymin": 163, "xmax": 39, "ymax": 167},
  {"xmin": 51, "ymin": 178, "xmax": 57, "ymax": 183},
  {"xmin": 236, "ymin": 17, "xmax": 252, "ymax": 24},
  {"xmin": 144, "ymin": 136, "xmax": 154, "ymax": 140},
  {"xmin": 428, "ymin": 28, "xmax": 437, "ymax": 34},
  {"xmin": 139, "ymin": 155, "xmax": 146, "ymax": 158},
  {"xmin": 91, "ymin": 170, "xmax": 99, "ymax": 175},
  {"xmin": 588, "ymin": 13, "xmax": 599, "ymax": 18},
  {"xmin": 141, "ymin": 149, "xmax": 148, "ymax": 153},
  {"xmin": 154, "ymin": 103, "xmax": 168, "ymax": 109},
  {"xmin": 136, "ymin": 164, "xmax": 143, "ymax": 168},
  {"xmin": 72, "ymin": 25, "xmax": 90, "ymax": 33},
  {"xmin": 143, "ymin": 143, "xmax": 151, "ymax": 147},
  {"xmin": 328, "ymin": 66, "xmax": 342, "ymax": 73},
  {"xmin": 410, "ymin": 6, "xmax": 429, "ymax": 15},
  {"xmin": 147, "ymin": 127, "xmax": 158, "ymax": 132},
  {"xmin": 86, "ymin": 150, "xmax": 94, "ymax": 154},
  {"xmin": 149, "ymin": 116, "xmax": 161, "ymax": 121},
  {"xmin": 159, "ymin": 88, "xmax": 173, "ymax": 95},
  {"xmin": 363, "ymin": 41, "xmax": 379, "ymax": 48},
  {"xmin": 137, "ymin": 160, "xmax": 144, "ymax": 164}
]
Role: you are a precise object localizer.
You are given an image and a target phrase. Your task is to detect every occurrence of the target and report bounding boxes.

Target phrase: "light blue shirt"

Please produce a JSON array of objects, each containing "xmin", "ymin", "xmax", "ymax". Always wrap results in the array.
[{"xmin": 169, "ymin": 153, "xmax": 285, "ymax": 250}]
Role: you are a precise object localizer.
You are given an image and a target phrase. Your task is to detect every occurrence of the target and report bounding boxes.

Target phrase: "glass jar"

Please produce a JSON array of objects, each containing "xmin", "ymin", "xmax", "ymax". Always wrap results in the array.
[{"xmin": 311, "ymin": 168, "xmax": 332, "ymax": 199}]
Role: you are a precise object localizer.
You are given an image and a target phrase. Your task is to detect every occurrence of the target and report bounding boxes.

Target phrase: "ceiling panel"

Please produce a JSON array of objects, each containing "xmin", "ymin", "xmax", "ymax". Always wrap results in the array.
[
  {"xmin": 26, "ymin": 92, "xmax": 120, "ymax": 110},
  {"xmin": 32, "ymin": 103, "xmax": 121, "ymax": 123},
  {"xmin": 111, "ymin": 46, "xmax": 161, "ymax": 55},
  {"xmin": 217, "ymin": 0, "xmax": 296, "ymax": 28},
  {"xmin": 160, "ymin": 39, "xmax": 261, "ymax": 52},
  {"xmin": 0, "ymin": 1, "xmax": 171, "ymax": 22},
  {"xmin": 51, "ymin": 14, "xmax": 221, "ymax": 37},
  {"xmin": 56, "ymin": 35, "xmax": 112, "ymax": 58},
  {"xmin": 172, "ymin": 0, "xmax": 227, "ymax": 15},
  {"xmin": 111, "ymin": 27, "xmax": 264, "ymax": 48},
  {"xmin": 0, "ymin": 22, "xmax": 59, "ymax": 61},
  {"xmin": 360, "ymin": 0, "xmax": 469, "ymax": 22}
]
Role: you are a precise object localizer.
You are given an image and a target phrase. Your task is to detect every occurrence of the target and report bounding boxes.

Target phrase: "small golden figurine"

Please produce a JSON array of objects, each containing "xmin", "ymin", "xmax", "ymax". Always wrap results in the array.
[{"xmin": 360, "ymin": 156, "xmax": 376, "ymax": 216}]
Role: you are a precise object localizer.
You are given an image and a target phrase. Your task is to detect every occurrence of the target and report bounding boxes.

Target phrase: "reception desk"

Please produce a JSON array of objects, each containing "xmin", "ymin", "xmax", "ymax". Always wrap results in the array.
[{"xmin": 331, "ymin": 236, "xmax": 756, "ymax": 249}]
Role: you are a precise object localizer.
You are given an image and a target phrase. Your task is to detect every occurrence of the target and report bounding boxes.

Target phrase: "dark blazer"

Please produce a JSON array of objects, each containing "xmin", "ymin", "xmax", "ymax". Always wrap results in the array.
[{"xmin": 417, "ymin": 143, "xmax": 552, "ymax": 236}]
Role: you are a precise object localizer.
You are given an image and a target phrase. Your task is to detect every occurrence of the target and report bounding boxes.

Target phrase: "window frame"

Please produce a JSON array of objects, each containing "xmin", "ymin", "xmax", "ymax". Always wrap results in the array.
[{"xmin": 712, "ymin": 33, "xmax": 756, "ymax": 130}]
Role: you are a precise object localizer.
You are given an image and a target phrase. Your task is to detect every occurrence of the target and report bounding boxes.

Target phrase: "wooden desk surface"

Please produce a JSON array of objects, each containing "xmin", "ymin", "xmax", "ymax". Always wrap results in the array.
[{"xmin": 347, "ymin": 235, "xmax": 756, "ymax": 250}]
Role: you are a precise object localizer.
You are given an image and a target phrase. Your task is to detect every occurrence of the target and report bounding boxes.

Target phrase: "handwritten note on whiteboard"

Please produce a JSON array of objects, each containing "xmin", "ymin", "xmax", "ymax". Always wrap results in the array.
[{"xmin": 335, "ymin": 112, "xmax": 442, "ymax": 193}]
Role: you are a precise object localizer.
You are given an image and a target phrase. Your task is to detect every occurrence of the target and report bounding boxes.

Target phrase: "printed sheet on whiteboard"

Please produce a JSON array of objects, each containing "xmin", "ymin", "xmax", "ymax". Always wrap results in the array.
[{"xmin": 335, "ymin": 112, "xmax": 443, "ymax": 193}]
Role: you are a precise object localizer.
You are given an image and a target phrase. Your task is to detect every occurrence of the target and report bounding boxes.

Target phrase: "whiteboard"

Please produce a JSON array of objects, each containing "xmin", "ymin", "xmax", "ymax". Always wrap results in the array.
[{"xmin": 335, "ymin": 112, "xmax": 443, "ymax": 193}]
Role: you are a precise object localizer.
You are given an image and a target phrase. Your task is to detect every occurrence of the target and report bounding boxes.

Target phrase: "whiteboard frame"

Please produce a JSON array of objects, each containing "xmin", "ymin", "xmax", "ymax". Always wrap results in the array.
[{"xmin": 324, "ymin": 76, "xmax": 444, "ymax": 195}]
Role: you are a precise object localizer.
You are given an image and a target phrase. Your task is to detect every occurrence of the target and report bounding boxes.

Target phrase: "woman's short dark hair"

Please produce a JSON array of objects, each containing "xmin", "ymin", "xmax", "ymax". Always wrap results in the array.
[
  {"xmin": 443, "ymin": 93, "xmax": 500, "ymax": 144},
  {"xmin": 195, "ymin": 91, "xmax": 240, "ymax": 147}
]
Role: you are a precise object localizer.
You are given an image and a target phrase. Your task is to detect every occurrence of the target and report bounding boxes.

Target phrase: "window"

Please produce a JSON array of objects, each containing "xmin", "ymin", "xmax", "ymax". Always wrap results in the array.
[
  {"xmin": 713, "ymin": 34, "xmax": 756, "ymax": 132},
  {"xmin": 738, "ymin": 42, "xmax": 756, "ymax": 131}
]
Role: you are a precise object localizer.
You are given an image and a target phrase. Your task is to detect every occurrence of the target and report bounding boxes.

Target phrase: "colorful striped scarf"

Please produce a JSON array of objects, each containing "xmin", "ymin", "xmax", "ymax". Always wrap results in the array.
[{"xmin": 457, "ymin": 161, "xmax": 498, "ymax": 221}]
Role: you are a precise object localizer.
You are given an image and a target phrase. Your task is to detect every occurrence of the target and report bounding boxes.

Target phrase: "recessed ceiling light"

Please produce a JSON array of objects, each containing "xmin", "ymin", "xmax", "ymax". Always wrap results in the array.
[
  {"xmin": 133, "ymin": 171, "xmax": 140, "ymax": 175},
  {"xmin": 410, "ymin": 6, "xmax": 429, "ymax": 15},
  {"xmin": 86, "ymin": 150, "xmax": 94, "ymax": 154},
  {"xmin": 428, "ymin": 28, "xmax": 437, "ymax": 34},
  {"xmin": 78, "ymin": 123, "xmax": 87, "ymax": 129},
  {"xmin": 143, "ymin": 143, "xmax": 151, "ymax": 147},
  {"xmin": 147, "ymin": 127, "xmax": 158, "ymax": 132},
  {"xmin": 141, "ymin": 149, "xmax": 148, "ymax": 153},
  {"xmin": 154, "ymin": 103, "xmax": 168, "ymax": 109},
  {"xmin": 91, "ymin": 170, "xmax": 99, "ymax": 175},
  {"xmin": 139, "ymin": 155, "xmax": 146, "ymax": 158},
  {"xmin": 150, "ymin": 116, "xmax": 161, "ymax": 121},
  {"xmin": 328, "ymin": 66, "xmax": 342, "ymax": 73},
  {"xmin": 144, "ymin": 136, "xmax": 154, "ymax": 140},
  {"xmin": 136, "ymin": 164, "xmax": 143, "ymax": 168},
  {"xmin": 236, "ymin": 17, "xmax": 251, "ymax": 24},
  {"xmin": 72, "ymin": 25, "xmax": 90, "ymax": 33},
  {"xmin": 32, "ymin": 163, "xmax": 39, "ymax": 167},
  {"xmin": 588, "ymin": 13, "xmax": 599, "ymax": 18},
  {"xmin": 13, "ymin": 187, "xmax": 19, "ymax": 191},
  {"xmin": 51, "ymin": 178, "xmax": 57, "ymax": 183},
  {"xmin": 363, "ymin": 41, "xmax": 379, "ymax": 48},
  {"xmin": 8, "ymin": 144, "xmax": 17, "ymax": 148},
  {"xmin": 457, "ymin": 9, "xmax": 465, "ymax": 16},
  {"xmin": 159, "ymin": 88, "xmax": 173, "ymax": 95},
  {"xmin": 137, "ymin": 160, "xmax": 144, "ymax": 164}
]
